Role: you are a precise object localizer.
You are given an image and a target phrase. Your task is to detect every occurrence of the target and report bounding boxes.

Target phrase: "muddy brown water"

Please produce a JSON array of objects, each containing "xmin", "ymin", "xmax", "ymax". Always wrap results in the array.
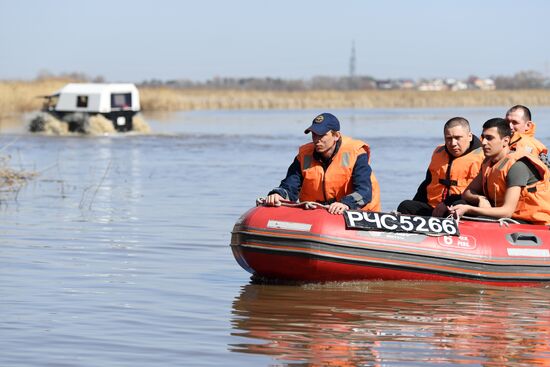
[{"xmin": 1, "ymin": 107, "xmax": 549, "ymax": 366}]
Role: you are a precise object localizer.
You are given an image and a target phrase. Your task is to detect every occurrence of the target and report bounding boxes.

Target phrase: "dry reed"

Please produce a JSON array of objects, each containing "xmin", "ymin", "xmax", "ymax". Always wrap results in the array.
[
  {"xmin": 0, "ymin": 167, "xmax": 37, "ymax": 191},
  {"xmin": 2, "ymin": 80, "xmax": 550, "ymax": 120},
  {"xmin": 0, "ymin": 79, "xmax": 70, "ymax": 119},
  {"xmin": 0, "ymin": 153, "xmax": 37, "ymax": 193},
  {"xmin": 136, "ymin": 88, "xmax": 550, "ymax": 111}
]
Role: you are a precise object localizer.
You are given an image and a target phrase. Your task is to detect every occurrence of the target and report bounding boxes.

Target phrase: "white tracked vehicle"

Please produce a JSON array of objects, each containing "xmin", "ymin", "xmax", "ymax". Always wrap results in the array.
[{"xmin": 38, "ymin": 83, "xmax": 141, "ymax": 132}]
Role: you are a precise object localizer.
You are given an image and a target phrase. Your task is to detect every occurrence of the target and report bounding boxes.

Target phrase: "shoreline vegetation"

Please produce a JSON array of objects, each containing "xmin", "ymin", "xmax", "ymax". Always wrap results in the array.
[
  {"xmin": 2, "ymin": 79, "xmax": 550, "ymax": 121},
  {"xmin": 0, "ymin": 147, "xmax": 37, "ymax": 196}
]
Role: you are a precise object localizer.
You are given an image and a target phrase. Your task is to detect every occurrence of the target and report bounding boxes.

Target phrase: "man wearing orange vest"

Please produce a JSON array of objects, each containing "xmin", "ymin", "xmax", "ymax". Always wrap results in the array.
[
  {"xmin": 449, "ymin": 118, "xmax": 550, "ymax": 225},
  {"xmin": 397, "ymin": 117, "xmax": 484, "ymax": 217},
  {"xmin": 506, "ymin": 104, "xmax": 549, "ymax": 168},
  {"xmin": 265, "ymin": 112, "xmax": 380, "ymax": 215}
]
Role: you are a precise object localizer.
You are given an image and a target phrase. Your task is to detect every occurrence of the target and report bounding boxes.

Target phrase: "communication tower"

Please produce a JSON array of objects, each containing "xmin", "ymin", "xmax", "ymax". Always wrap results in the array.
[{"xmin": 349, "ymin": 40, "xmax": 356, "ymax": 79}]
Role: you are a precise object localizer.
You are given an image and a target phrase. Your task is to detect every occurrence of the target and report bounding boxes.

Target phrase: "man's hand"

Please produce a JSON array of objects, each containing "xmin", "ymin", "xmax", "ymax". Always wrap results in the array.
[
  {"xmin": 328, "ymin": 202, "xmax": 349, "ymax": 215},
  {"xmin": 265, "ymin": 193, "xmax": 284, "ymax": 207},
  {"xmin": 448, "ymin": 204, "xmax": 472, "ymax": 219}
]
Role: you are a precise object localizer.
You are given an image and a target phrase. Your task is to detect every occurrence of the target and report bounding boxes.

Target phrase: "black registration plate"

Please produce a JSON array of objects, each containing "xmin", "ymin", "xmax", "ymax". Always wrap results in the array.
[{"xmin": 344, "ymin": 211, "xmax": 460, "ymax": 236}]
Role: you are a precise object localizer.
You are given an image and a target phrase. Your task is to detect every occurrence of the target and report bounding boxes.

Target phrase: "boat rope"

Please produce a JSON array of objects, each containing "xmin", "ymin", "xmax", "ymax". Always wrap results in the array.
[
  {"xmin": 459, "ymin": 215, "xmax": 520, "ymax": 227},
  {"xmin": 256, "ymin": 198, "xmax": 522, "ymax": 228},
  {"xmin": 256, "ymin": 197, "xmax": 329, "ymax": 210}
]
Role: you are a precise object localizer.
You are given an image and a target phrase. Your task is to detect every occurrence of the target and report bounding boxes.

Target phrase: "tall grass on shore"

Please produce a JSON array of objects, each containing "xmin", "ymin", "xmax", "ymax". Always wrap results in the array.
[
  {"xmin": 139, "ymin": 88, "xmax": 550, "ymax": 111},
  {"xmin": 2, "ymin": 80, "xmax": 550, "ymax": 121},
  {"xmin": 0, "ymin": 79, "xmax": 69, "ymax": 120}
]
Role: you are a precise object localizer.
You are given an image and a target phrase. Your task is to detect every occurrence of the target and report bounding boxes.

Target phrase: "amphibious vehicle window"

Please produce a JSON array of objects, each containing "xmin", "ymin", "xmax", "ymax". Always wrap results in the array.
[
  {"xmin": 76, "ymin": 95, "xmax": 88, "ymax": 108},
  {"xmin": 111, "ymin": 93, "xmax": 132, "ymax": 109},
  {"xmin": 42, "ymin": 94, "xmax": 59, "ymax": 111}
]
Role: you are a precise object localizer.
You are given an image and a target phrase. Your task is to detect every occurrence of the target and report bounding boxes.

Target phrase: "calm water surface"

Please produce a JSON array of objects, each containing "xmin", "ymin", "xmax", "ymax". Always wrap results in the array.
[{"xmin": 1, "ymin": 107, "xmax": 549, "ymax": 366}]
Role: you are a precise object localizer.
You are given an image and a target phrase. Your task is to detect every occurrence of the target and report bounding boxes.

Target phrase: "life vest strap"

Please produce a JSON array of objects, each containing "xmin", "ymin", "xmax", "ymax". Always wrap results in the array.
[{"xmin": 438, "ymin": 178, "xmax": 458, "ymax": 187}]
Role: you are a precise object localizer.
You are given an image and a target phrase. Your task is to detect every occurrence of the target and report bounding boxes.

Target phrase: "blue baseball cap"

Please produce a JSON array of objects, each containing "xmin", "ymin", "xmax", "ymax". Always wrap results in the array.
[{"xmin": 304, "ymin": 113, "xmax": 340, "ymax": 135}]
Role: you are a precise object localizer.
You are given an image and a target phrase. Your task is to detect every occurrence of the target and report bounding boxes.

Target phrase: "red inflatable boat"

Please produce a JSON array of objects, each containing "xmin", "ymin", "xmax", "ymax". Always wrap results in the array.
[{"xmin": 231, "ymin": 205, "xmax": 550, "ymax": 286}]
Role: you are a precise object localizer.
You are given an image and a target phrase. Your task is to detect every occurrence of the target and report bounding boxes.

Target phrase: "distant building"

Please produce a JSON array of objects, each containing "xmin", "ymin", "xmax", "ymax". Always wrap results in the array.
[
  {"xmin": 398, "ymin": 79, "xmax": 416, "ymax": 89},
  {"xmin": 472, "ymin": 78, "xmax": 496, "ymax": 90},
  {"xmin": 375, "ymin": 79, "xmax": 397, "ymax": 90},
  {"xmin": 417, "ymin": 79, "xmax": 447, "ymax": 91}
]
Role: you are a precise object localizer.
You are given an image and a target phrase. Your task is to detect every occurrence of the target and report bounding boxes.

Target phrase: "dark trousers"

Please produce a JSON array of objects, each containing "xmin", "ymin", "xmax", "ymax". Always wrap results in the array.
[{"xmin": 397, "ymin": 200, "xmax": 433, "ymax": 216}]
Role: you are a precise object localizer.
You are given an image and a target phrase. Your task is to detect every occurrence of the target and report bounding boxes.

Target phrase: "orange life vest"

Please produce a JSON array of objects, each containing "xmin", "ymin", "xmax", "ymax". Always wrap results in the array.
[
  {"xmin": 425, "ymin": 145, "xmax": 484, "ymax": 208},
  {"xmin": 510, "ymin": 122, "xmax": 548, "ymax": 156},
  {"xmin": 481, "ymin": 151, "xmax": 550, "ymax": 225},
  {"xmin": 297, "ymin": 136, "xmax": 381, "ymax": 211}
]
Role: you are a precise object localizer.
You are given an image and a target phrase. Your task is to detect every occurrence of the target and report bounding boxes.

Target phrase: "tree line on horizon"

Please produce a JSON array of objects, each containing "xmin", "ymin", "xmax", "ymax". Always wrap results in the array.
[{"xmin": 31, "ymin": 69, "xmax": 550, "ymax": 91}]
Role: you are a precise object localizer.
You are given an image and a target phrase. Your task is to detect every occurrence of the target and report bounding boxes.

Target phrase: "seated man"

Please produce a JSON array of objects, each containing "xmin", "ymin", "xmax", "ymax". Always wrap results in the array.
[
  {"xmin": 505, "ymin": 105, "xmax": 549, "ymax": 167},
  {"xmin": 449, "ymin": 118, "xmax": 550, "ymax": 225},
  {"xmin": 398, "ymin": 117, "xmax": 484, "ymax": 217},
  {"xmin": 265, "ymin": 112, "xmax": 380, "ymax": 215}
]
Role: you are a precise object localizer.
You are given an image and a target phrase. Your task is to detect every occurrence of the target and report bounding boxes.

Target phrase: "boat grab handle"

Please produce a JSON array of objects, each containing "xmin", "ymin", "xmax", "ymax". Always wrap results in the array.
[{"xmin": 506, "ymin": 232, "xmax": 541, "ymax": 246}]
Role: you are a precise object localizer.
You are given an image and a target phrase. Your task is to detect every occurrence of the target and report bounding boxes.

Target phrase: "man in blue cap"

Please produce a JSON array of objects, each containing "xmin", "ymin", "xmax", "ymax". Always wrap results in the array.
[{"xmin": 265, "ymin": 112, "xmax": 380, "ymax": 214}]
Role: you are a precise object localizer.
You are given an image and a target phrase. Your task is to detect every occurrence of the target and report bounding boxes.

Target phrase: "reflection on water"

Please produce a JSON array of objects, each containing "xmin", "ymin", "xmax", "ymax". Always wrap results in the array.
[
  {"xmin": 231, "ymin": 282, "xmax": 550, "ymax": 366},
  {"xmin": 1, "ymin": 107, "xmax": 550, "ymax": 366}
]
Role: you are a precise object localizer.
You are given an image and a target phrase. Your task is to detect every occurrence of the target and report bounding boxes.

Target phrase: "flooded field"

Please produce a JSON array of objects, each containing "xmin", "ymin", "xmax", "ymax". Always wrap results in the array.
[{"xmin": 1, "ymin": 107, "xmax": 550, "ymax": 366}]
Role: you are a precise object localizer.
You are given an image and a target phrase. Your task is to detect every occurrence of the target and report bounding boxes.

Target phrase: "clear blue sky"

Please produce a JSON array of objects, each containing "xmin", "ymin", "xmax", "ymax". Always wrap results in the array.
[{"xmin": 1, "ymin": 0, "xmax": 549, "ymax": 82}]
